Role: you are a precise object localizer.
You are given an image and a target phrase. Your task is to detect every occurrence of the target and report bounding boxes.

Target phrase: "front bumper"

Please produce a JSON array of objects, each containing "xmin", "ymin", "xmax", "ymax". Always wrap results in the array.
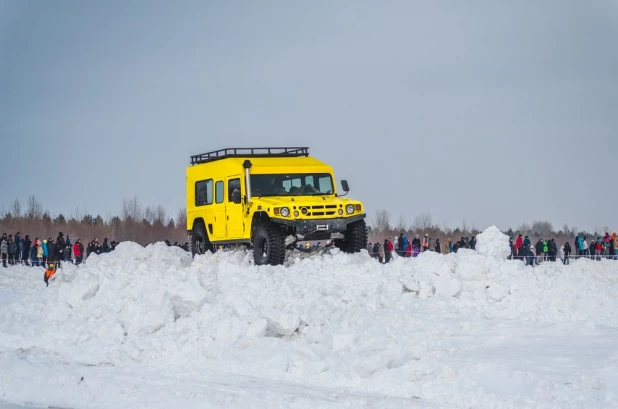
[{"xmin": 271, "ymin": 214, "xmax": 365, "ymax": 240}]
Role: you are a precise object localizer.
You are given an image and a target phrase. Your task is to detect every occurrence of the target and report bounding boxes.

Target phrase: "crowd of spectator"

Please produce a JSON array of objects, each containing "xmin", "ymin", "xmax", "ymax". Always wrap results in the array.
[
  {"xmin": 368, "ymin": 234, "xmax": 478, "ymax": 263},
  {"xmin": 0, "ymin": 231, "xmax": 119, "ymax": 268},
  {"xmin": 368, "ymin": 231, "xmax": 618, "ymax": 266},
  {"xmin": 510, "ymin": 232, "xmax": 618, "ymax": 266}
]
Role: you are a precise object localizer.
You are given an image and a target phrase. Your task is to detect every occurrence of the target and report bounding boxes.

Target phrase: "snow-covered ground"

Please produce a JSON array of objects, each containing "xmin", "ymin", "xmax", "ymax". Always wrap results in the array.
[{"xmin": 1, "ymin": 226, "xmax": 617, "ymax": 408}]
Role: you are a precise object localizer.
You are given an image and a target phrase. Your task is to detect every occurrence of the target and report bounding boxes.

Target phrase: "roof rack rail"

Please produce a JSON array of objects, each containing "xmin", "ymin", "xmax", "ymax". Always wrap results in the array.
[{"xmin": 190, "ymin": 147, "xmax": 310, "ymax": 165}]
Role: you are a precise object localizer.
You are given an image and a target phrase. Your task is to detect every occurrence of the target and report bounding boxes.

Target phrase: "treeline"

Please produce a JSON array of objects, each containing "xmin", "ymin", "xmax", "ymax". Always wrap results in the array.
[
  {"xmin": 369, "ymin": 209, "xmax": 611, "ymax": 243},
  {"xmin": 0, "ymin": 196, "xmax": 187, "ymax": 245}
]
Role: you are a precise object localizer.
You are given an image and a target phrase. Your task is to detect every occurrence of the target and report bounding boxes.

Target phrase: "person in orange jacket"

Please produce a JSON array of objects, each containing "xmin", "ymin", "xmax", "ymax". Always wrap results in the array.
[{"xmin": 44, "ymin": 263, "xmax": 57, "ymax": 287}]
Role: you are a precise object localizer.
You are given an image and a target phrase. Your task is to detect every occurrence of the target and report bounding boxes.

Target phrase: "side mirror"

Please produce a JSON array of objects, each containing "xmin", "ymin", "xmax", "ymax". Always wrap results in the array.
[
  {"xmin": 232, "ymin": 190, "xmax": 241, "ymax": 204},
  {"xmin": 341, "ymin": 180, "xmax": 350, "ymax": 192}
]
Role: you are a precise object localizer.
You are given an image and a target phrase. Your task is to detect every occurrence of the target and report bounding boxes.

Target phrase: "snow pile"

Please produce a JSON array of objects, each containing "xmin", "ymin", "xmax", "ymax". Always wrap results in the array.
[
  {"xmin": 475, "ymin": 225, "xmax": 510, "ymax": 260},
  {"xmin": 1, "ymin": 226, "xmax": 618, "ymax": 409}
]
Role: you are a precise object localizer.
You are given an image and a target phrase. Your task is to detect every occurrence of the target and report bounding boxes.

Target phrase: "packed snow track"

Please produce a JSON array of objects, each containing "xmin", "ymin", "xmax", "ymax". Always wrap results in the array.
[{"xmin": 1, "ymin": 227, "xmax": 617, "ymax": 408}]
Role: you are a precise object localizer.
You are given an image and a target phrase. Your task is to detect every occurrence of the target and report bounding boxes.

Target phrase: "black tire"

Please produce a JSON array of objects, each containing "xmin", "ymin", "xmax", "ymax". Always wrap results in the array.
[
  {"xmin": 338, "ymin": 219, "xmax": 368, "ymax": 254},
  {"xmin": 191, "ymin": 222, "xmax": 213, "ymax": 257},
  {"xmin": 253, "ymin": 222, "xmax": 286, "ymax": 266}
]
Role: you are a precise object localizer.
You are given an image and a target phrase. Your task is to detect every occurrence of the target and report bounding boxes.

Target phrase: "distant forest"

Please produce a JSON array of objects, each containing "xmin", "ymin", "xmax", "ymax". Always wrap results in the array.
[
  {"xmin": 0, "ymin": 196, "xmax": 187, "ymax": 245},
  {"xmin": 0, "ymin": 197, "xmax": 612, "ymax": 246}
]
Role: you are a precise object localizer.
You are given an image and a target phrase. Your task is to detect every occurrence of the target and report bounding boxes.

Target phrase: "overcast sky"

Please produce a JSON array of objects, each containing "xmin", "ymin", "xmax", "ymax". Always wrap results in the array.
[{"xmin": 1, "ymin": 0, "xmax": 617, "ymax": 233}]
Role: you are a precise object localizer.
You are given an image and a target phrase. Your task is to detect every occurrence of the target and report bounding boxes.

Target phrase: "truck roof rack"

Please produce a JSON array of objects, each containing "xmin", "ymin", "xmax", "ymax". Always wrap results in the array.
[{"xmin": 190, "ymin": 147, "xmax": 310, "ymax": 165}]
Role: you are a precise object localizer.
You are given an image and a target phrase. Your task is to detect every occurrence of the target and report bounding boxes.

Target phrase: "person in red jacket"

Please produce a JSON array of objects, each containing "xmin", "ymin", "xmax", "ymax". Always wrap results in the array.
[
  {"xmin": 514, "ymin": 234, "xmax": 523, "ymax": 259},
  {"xmin": 73, "ymin": 239, "xmax": 83, "ymax": 265}
]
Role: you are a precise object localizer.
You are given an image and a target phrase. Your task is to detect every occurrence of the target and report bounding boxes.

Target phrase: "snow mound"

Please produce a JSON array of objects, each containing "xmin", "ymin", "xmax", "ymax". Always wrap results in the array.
[
  {"xmin": 475, "ymin": 225, "xmax": 510, "ymax": 260},
  {"xmin": 1, "ymin": 233, "xmax": 618, "ymax": 409}
]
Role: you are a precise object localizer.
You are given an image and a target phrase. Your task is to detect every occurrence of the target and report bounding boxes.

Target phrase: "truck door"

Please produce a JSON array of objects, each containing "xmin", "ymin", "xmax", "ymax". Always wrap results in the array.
[
  {"xmin": 226, "ymin": 176, "xmax": 244, "ymax": 238},
  {"xmin": 210, "ymin": 180, "xmax": 227, "ymax": 241}
]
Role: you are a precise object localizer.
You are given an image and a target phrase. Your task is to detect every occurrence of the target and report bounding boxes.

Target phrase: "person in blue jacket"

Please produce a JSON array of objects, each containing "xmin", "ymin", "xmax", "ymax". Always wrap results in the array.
[{"xmin": 42, "ymin": 239, "xmax": 48, "ymax": 265}]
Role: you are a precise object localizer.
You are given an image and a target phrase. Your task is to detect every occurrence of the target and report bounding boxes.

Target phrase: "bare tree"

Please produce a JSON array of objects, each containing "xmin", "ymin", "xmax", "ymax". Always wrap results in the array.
[
  {"xmin": 412, "ymin": 212, "xmax": 433, "ymax": 231},
  {"xmin": 374, "ymin": 209, "xmax": 391, "ymax": 234},
  {"xmin": 395, "ymin": 215, "xmax": 407, "ymax": 233},
  {"xmin": 26, "ymin": 195, "xmax": 43, "ymax": 219},
  {"xmin": 11, "ymin": 198, "xmax": 22, "ymax": 218},
  {"xmin": 176, "ymin": 207, "xmax": 187, "ymax": 228},
  {"xmin": 122, "ymin": 197, "xmax": 143, "ymax": 223},
  {"xmin": 531, "ymin": 220, "xmax": 553, "ymax": 237},
  {"xmin": 154, "ymin": 205, "xmax": 167, "ymax": 226},
  {"xmin": 144, "ymin": 206, "xmax": 155, "ymax": 225},
  {"xmin": 517, "ymin": 223, "xmax": 531, "ymax": 235},
  {"xmin": 460, "ymin": 218, "xmax": 468, "ymax": 235}
]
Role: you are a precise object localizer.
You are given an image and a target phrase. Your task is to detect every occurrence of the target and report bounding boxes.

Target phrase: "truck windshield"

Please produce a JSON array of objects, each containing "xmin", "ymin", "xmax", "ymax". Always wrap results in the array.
[{"xmin": 250, "ymin": 173, "xmax": 334, "ymax": 197}]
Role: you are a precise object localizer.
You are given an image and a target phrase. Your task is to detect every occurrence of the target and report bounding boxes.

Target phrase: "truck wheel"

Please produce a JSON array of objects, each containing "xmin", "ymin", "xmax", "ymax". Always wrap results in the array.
[
  {"xmin": 253, "ymin": 222, "xmax": 286, "ymax": 266},
  {"xmin": 191, "ymin": 222, "xmax": 212, "ymax": 257},
  {"xmin": 339, "ymin": 219, "xmax": 368, "ymax": 254}
]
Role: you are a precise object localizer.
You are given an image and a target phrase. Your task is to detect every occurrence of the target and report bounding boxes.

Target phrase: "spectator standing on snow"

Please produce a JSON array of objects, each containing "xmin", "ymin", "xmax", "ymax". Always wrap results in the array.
[
  {"xmin": 596, "ymin": 238, "xmax": 603, "ymax": 261},
  {"xmin": 435, "ymin": 238, "xmax": 441, "ymax": 253},
  {"xmin": 378, "ymin": 243, "xmax": 384, "ymax": 264},
  {"xmin": 549, "ymin": 239, "xmax": 557, "ymax": 262},
  {"xmin": 403, "ymin": 235, "xmax": 410, "ymax": 258},
  {"xmin": 1, "ymin": 238, "xmax": 7, "ymax": 267},
  {"xmin": 23, "ymin": 235, "xmax": 31, "ymax": 266},
  {"xmin": 65, "ymin": 235, "xmax": 72, "ymax": 263},
  {"xmin": 372, "ymin": 242, "xmax": 380, "ymax": 261},
  {"xmin": 384, "ymin": 239, "xmax": 393, "ymax": 263},
  {"xmin": 563, "ymin": 241, "xmax": 571, "ymax": 265},
  {"xmin": 535, "ymin": 239, "xmax": 543, "ymax": 265},
  {"xmin": 42, "ymin": 239, "xmax": 48, "ymax": 265},
  {"xmin": 73, "ymin": 240, "xmax": 82, "ymax": 265},
  {"xmin": 589, "ymin": 239, "xmax": 596, "ymax": 260},
  {"xmin": 582, "ymin": 237, "xmax": 589, "ymax": 258},
  {"xmin": 422, "ymin": 234, "xmax": 429, "ymax": 252},
  {"xmin": 397, "ymin": 233, "xmax": 404, "ymax": 257},
  {"xmin": 412, "ymin": 235, "xmax": 421, "ymax": 257},
  {"xmin": 15, "ymin": 232, "xmax": 22, "ymax": 263},
  {"xmin": 469, "ymin": 236, "xmax": 476, "ymax": 250},
  {"xmin": 526, "ymin": 247, "xmax": 535, "ymax": 267},
  {"xmin": 30, "ymin": 243, "xmax": 36, "ymax": 267},
  {"xmin": 514, "ymin": 234, "xmax": 523, "ymax": 258},
  {"xmin": 7, "ymin": 236, "xmax": 17, "ymax": 265},
  {"xmin": 55, "ymin": 233, "xmax": 66, "ymax": 264},
  {"xmin": 103, "ymin": 238, "xmax": 110, "ymax": 253},
  {"xmin": 36, "ymin": 239, "xmax": 43, "ymax": 266}
]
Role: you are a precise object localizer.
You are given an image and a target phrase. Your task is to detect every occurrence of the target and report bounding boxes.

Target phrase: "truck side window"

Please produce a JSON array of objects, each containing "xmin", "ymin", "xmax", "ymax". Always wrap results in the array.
[
  {"xmin": 228, "ymin": 178, "xmax": 240, "ymax": 202},
  {"xmin": 215, "ymin": 181, "xmax": 224, "ymax": 203},
  {"xmin": 195, "ymin": 180, "xmax": 213, "ymax": 206}
]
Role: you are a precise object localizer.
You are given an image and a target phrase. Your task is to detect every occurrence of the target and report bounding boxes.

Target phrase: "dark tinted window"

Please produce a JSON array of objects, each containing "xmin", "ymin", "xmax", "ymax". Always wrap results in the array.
[
  {"xmin": 228, "ymin": 178, "xmax": 241, "ymax": 202},
  {"xmin": 195, "ymin": 180, "xmax": 213, "ymax": 206}
]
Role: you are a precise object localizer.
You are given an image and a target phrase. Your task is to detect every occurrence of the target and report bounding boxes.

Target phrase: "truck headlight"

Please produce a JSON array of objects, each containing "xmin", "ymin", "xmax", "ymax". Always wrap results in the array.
[
  {"xmin": 346, "ymin": 204, "xmax": 355, "ymax": 214},
  {"xmin": 280, "ymin": 207, "xmax": 290, "ymax": 217}
]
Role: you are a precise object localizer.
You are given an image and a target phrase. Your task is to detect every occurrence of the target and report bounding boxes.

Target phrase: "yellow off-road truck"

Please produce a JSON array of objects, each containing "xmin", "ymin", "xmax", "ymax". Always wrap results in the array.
[{"xmin": 186, "ymin": 147, "xmax": 367, "ymax": 265}]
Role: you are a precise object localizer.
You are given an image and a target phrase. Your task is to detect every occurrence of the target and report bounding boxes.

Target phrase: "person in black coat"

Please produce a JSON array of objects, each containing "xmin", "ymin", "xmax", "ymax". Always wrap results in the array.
[
  {"xmin": 548, "ymin": 239, "xmax": 557, "ymax": 262},
  {"xmin": 397, "ymin": 234, "xmax": 404, "ymax": 257},
  {"xmin": 435, "ymin": 238, "xmax": 441, "ymax": 253},
  {"xmin": 55, "ymin": 233, "xmax": 66, "ymax": 263},
  {"xmin": 563, "ymin": 242, "xmax": 571, "ymax": 265},
  {"xmin": 103, "ymin": 238, "xmax": 110, "ymax": 253},
  {"xmin": 23, "ymin": 235, "xmax": 32, "ymax": 266}
]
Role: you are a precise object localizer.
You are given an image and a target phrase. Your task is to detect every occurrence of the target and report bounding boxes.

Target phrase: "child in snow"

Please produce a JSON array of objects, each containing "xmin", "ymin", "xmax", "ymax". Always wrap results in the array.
[{"xmin": 44, "ymin": 263, "xmax": 57, "ymax": 287}]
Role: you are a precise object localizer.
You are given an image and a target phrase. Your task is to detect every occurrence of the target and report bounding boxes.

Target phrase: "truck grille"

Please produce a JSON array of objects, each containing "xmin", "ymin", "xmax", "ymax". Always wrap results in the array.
[{"xmin": 301, "ymin": 205, "xmax": 337, "ymax": 217}]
